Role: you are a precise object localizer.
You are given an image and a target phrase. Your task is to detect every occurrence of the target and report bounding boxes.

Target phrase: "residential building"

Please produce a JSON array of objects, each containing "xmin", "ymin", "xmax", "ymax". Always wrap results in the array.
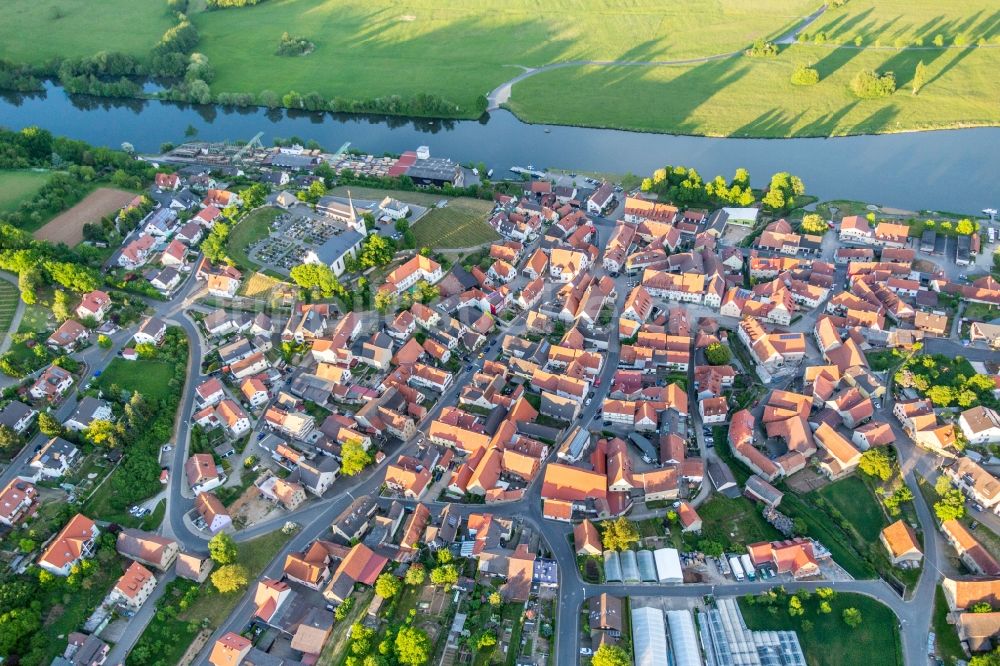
[
  {"xmin": 0, "ymin": 478, "xmax": 37, "ymax": 527},
  {"xmin": 960, "ymin": 406, "xmax": 1000, "ymax": 445},
  {"xmin": 112, "ymin": 561, "xmax": 157, "ymax": 611},
  {"xmin": 29, "ymin": 364, "xmax": 74, "ymax": 401},
  {"xmin": 879, "ymin": 520, "xmax": 922, "ymax": 565},
  {"xmin": 116, "ymin": 528, "xmax": 179, "ymax": 571},
  {"xmin": 29, "ymin": 437, "xmax": 79, "ymax": 479},
  {"xmin": 38, "ymin": 514, "xmax": 99, "ymax": 576},
  {"xmin": 63, "ymin": 396, "xmax": 113, "ymax": 432}
]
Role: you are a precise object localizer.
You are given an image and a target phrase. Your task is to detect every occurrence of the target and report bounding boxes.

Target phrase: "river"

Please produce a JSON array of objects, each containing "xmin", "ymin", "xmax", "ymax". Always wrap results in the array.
[{"xmin": 0, "ymin": 82, "xmax": 997, "ymax": 215}]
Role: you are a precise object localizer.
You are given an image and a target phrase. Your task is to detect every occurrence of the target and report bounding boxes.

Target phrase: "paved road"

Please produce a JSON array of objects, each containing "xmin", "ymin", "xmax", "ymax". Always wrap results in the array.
[{"xmin": 485, "ymin": 4, "xmax": 829, "ymax": 110}]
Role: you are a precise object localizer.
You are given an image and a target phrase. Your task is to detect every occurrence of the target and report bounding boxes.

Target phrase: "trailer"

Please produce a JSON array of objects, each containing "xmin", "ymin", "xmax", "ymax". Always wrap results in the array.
[
  {"xmin": 728, "ymin": 555, "xmax": 745, "ymax": 581},
  {"xmin": 740, "ymin": 554, "xmax": 756, "ymax": 581}
]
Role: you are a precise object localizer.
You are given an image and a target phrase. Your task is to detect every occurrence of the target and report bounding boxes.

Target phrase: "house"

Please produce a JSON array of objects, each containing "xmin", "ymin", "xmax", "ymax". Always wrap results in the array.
[
  {"xmin": 216, "ymin": 399, "xmax": 251, "ymax": 437},
  {"xmin": 112, "ymin": 561, "xmax": 157, "ymax": 611},
  {"xmin": 957, "ymin": 612, "xmax": 1000, "ymax": 653},
  {"xmin": 185, "ymin": 453, "xmax": 225, "ymax": 493},
  {"xmin": 207, "ymin": 272, "xmax": 240, "ymax": 298},
  {"xmin": 202, "ymin": 189, "xmax": 241, "ymax": 208},
  {"xmin": 176, "ymin": 552, "xmax": 214, "ymax": 583},
  {"xmin": 914, "ymin": 311, "xmax": 948, "ymax": 337},
  {"xmin": 75, "ymin": 290, "xmax": 112, "ymax": 322},
  {"xmin": 960, "ymin": 406, "xmax": 1000, "ymax": 445},
  {"xmin": 699, "ymin": 397, "xmax": 728, "ymax": 424},
  {"xmin": 380, "ymin": 255, "xmax": 443, "ymax": 295},
  {"xmin": 813, "ymin": 423, "xmax": 862, "ymax": 480},
  {"xmin": 116, "ymin": 528, "xmax": 179, "ymax": 571},
  {"xmin": 241, "ymin": 377, "xmax": 270, "ymax": 408},
  {"xmin": 47, "ymin": 319, "xmax": 89, "ymax": 351},
  {"xmin": 155, "ymin": 172, "xmax": 180, "ymax": 191},
  {"xmin": 378, "ymin": 196, "xmax": 410, "ymax": 220},
  {"xmin": 0, "ymin": 478, "xmax": 37, "ymax": 527},
  {"xmin": 574, "ymin": 519, "xmax": 602, "ymax": 555},
  {"xmin": 945, "ymin": 456, "xmax": 1000, "ymax": 513},
  {"xmin": 62, "ymin": 632, "xmax": 110, "ymax": 666},
  {"xmin": 677, "ymin": 501, "xmax": 702, "ymax": 533},
  {"xmin": 29, "ymin": 437, "xmax": 79, "ymax": 479},
  {"xmin": 209, "ymin": 633, "xmax": 254, "ymax": 666},
  {"xmin": 175, "ymin": 221, "xmax": 203, "ymax": 244},
  {"xmin": 747, "ymin": 538, "xmax": 820, "ymax": 578},
  {"xmin": 195, "ymin": 492, "xmax": 232, "ymax": 534},
  {"xmin": 323, "ymin": 542, "xmax": 388, "ymax": 604},
  {"xmin": 134, "ymin": 317, "xmax": 167, "ymax": 345},
  {"xmin": 942, "ymin": 519, "xmax": 1000, "ymax": 575},
  {"xmin": 196, "ymin": 378, "xmax": 227, "ymax": 407},
  {"xmin": 942, "ymin": 577, "xmax": 1000, "ymax": 611},
  {"xmin": 258, "ymin": 476, "xmax": 307, "ymax": 511},
  {"xmin": 0, "ymin": 400, "xmax": 37, "ymax": 435},
  {"xmin": 160, "ymin": 238, "xmax": 188, "ymax": 267},
  {"xmin": 879, "ymin": 520, "xmax": 922, "ymax": 565},
  {"xmin": 118, "ymin": 234, "xmax": 156, "ymax": 268},
  {"xmin": 839, "ymin": 215, "xmax": 872, "ymax": 243},
  {"xmin": 587, "ymin": 183, "xmax": 615, "ymax": 214},
  {"xmin": 63, "ymin": 396, "xmax": 113, "ymax": 432},
  {"xmin": 296, "ymin": 456, "xmax": 340, "ymax": 497},
  {"xmin": 38, "ymin": 514, "xmax": 99, "ymax": 576},
  {"xmin": 149, "ymin": 267, "xmax": 181, "ymax": 292}
]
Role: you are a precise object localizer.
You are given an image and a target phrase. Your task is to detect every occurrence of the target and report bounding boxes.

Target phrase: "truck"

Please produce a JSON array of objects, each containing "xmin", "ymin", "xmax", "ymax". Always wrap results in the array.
[
  {"xmin": 740, "ymin": 554, "xmax": 756, "ymax": 581},
  {"xmin": 728, "ymin": 555, "xmax": 745, "ymax": 581}
]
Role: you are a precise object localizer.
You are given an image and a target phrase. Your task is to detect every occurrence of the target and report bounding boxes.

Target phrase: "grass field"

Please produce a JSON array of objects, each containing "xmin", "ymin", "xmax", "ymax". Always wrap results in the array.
[
  {"xmin": 806, "ymin": 1, "xmax": 1000, "ymax": 46},
  {"xmin": 933, "ymin": 585, "xmax": 966, "ymax": 665},
  {"xmin": 508, "ymin": 43, "xmax": 1000, "ymax": 136},
  {"xmin": 95, "ymin": 358, "xmax": 177, "ymax": 402},
  {"xmin": 739, "ymin": 592, "xmax": 903, "ymax": 666},
  {"xmin": 697, "ymin": 495, "xmax": 782, "ymax": 551},
  {"xmin": 410, "ymin": 200, "xmax": 498, "ymax": 249},
  {"xmin": 194, "ymin": 0, "xmax": 816, "ymax": 112},
  {"xmin": 0, "ymin": 170, "xmax": 50, "ymax": 213},
  {"xmin": 0, "ymin": 0, "xmax": 174, "ymax": 64},
  {"xmin": 813, "ymin": 475, "xmax": 888, "ymax": 542},
  {"xmin": 228, "ymin": 206, "xmax": 281, "ymax": 269}
]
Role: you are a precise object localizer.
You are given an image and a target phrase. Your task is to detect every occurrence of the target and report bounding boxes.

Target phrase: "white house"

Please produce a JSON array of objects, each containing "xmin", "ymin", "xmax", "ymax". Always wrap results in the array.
[
  {"xmin": 112, "ymin": 562, "xmax": 157, "ymax": 611},
  {"xmin": 38, "ymin": 514, "xmax": 99, "ymax": 576},
  {"xmin": 960, "ymin": 406, "xmax": 1000, "ymax": 445},
  {"xmin": 134, "ymin": 317, "xmax": 167, "ymax": 345}
]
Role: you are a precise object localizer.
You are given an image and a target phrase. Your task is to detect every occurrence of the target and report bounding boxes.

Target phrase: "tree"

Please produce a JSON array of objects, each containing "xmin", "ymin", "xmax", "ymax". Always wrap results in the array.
[
  {"xmin": 935, "ymin": 489, "xmax": 967, "ymax": 522},
  {"xmin": 842, "ymin": 607, "xmax": 863, "ymax": 628},
  {"xmin": 405, "ymin": 564, "xmax": 426, "ymax": 586},
  {"xmin": 705, "ymin": 342, "xmax": 731, "ymax": 366},
  {"xmin": 476, "ymin": 632, "xmax": 497, "ymax": 650},
  {"xmin": 334, "ymin": 597, "xmax": 354, "ymax": 621},
  {"xmin": 45, "ymin": 261, "xmax": 100, "ymax": 292},
  {"xmin": 698, "ymin": 540, "xmax": 725, "ymax": 558},
  {"xmin": 800, "ymin": 213, "xmax": 828, "ymax": 235},
  {"xmin": 37, "ymin": 411, "xmax": 62, "ymax": 437},
  {"xmin": 290, "ymin": 263, "xmax": 343, "ymax": 298},
  {"xmin": 592, "ymin": 644, "xmax": 631, "ymax": 666},
  {"xmin": 374, "ymin": 291, "xmax": 394, "ymax": 314},
  {"xmin": 437, "ymin": 549, "xmax": 452, "ymax": 565},
  {"xmin": 18, "ymin": 267, "xmax": 42, "ymax": 304},
  {"xmin": 52, "ymin": 290, "xmax": 72, "ymax": 321},
  {"xmin": 201, "ymin": 223, "xmax": 230, "ymax": 264},
  {"xmin": 239, "ymin": 183, "xmax": 269, "ymax": 209},
  {"xmin": 97, "ymin": 334, "xmax": 112, "ymax": 348},
  {"xmin": 488, "ymin": 591, "xmax": 502, "ymax": 606},
  {"xmin": 926, "ymin": 384, "xmax": 955, "ymax": 407},
  {"xmin": 429, "ymin": 563, "xmax": 458, "ymax": 589},
  {"xmin": 395, "ymin": 626, "xmax": 431, "ymax": 666},
  {"xmin": 600, "ymin": 517, "xmax": 640, "ymax": 551},
  {"xmin": 761, "ymin": 187, "xmax": 785, "ymax": 210},
  {"xmin": 375, "ymin": 573, "xmax": 402, "ymax": 599},
  {"xmin": 341, "ymin": 440, "xmax": 373, "ymax": 476},
  {"xmin": 858, "ymin": 448, "xmax": 893, "ymax": 481},
  {"xmin": 745, "ymin": 38, "xmax": 779, "ymax": 57},
  {"xmin": 358, "ymin": 234, "xmax": 392, "ymax": 269},
  {"xmin": 955, "ymin": 218, "xmax": 976, "ymax": 235},
  {"xmin": 208, "ymin": 532, "xmax": 239, "ymax": 565},
  {"xmin": 211, "ymin": 564, "xmax": 249, "ymax": 593},
  {"xmin": 18, "ymin": 538, "xmax": 35, "ymax": 553},
  {"xmin": 819, "ymin": 601, "xmax": 833, "ymax": 614},
  {"xmin": 85, "ymin": 419, "xmax": 122, "ymax": 447},
  {"xmin": 971, "ymin": 602, "xmax": 995, "ymax": 613},
  {"xmin": 791, "ymin": 64, "xmax": 820, "ymax": 86},
  {"xmin": 0, "ymin": 424, "xmax": 20, "ymax": 452},
  {"xmin": 851, "ymin": 69, "xmax": 896, "ymax": 98},
  {"xmin": 912, "ymin": 60, "xmax": 927, "ymax": 94},
  {"xmin": 788, "ymin": 595, "xmax": 805, "ymax": 616}
]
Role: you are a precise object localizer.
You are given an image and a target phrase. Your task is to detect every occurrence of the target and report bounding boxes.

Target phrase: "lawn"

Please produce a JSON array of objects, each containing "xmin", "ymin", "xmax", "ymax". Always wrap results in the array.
[
  {"xmin": 193, "ymin": 0, "xmax": 816, "ymax": 114},
  {"xmin": 738, "ymin": 592, "xmax": 903, "ymax": 666},
  {"xmin": 933, "ymin": 585, "xmax": 966, "ymax": 665},
  {"xmin": 410, "ymin": 200, "xmax": 499, "ymax": 249},
  {"xmin": 813, "ymin": 475, "xmax": 888, "ymax": 542},
  {"xmin": 779, "ymin": 493, "xmax": 878, "ymax": 580},
  {"xmin": 95, "ymin": 358, "xmax": 177, "ymax": 402},
  {"xmin": 0, "ymin": 0, "xmax": 174, "ymax": 64},
  {"xmin": 229, "ymin": 206, "xmax": 281, "ymax": 270},
  {"xmin": 698, "ymin": 494, "xmax": 782, "ymax": 551},
  {"xmin": 508, "ymin": 43, "xmax": 1000, "ymax": 137},
  {"xmin": 0, "ymin": 170, "xmax": 50, "ymax": 212},
  {"xmin": 964, "ymin": 301, "xmax": 1000, "ymax": 322}
]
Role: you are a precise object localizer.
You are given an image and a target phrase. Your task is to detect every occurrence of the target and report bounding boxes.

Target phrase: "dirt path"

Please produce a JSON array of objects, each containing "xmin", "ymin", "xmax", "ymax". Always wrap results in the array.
[{"xmin": 33, "ymin": 187, "xmax": 135, "ymax": 245}]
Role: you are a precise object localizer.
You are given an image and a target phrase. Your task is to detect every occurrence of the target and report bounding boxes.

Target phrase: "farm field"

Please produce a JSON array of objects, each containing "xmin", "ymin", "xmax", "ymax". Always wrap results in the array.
[
  {"xmin": 95, "ymin": 358, "xmax": 177, "ymax": 402},
  {"xmin": 0, "ymin": 170, "xmax": 50, "ymax": 213},
  {"xmin": 0, "ymin": 279, "xmax": 20, "ymax": 340},
  {"xmin": 508, "ymin": 44, "xmax": 1000, "ymax": 136},
  {"xmin": 410, "ymin": 199, "xmax": 498, "ymax": 249},
  {"xmin": 739, "ymin": 592, "xmax": 903, "ymax": 666},
  {"xmin": 32, "ymin": 187, "xmax": 134, "ymax": 243},
  {"xmin": 194, "ymin": 0, "xmax": 817, "ymax": 113},
  {"xmin": 0, "ymin": 0, "xmax": 173, "ymax": 64}
]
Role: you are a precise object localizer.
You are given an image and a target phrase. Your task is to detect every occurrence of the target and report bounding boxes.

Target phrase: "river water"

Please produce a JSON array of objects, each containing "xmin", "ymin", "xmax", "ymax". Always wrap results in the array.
[{"xmin": 0, "ymin": 82, "xmax": 997, "ymax": 214}]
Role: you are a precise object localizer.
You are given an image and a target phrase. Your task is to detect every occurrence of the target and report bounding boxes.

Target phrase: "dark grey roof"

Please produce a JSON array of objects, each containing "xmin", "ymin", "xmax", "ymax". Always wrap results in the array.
[
  {"xmin": 406, "ymin": 157, "xmax": 459, "ymax": 183},
  {"xmin": 308, "ymin": 229, "xmax": 365, "ymax": 266},
  {"xmin": 0, "ymin": 401, "xmax": 34, "ymax": 429},
  {"xmin": 67, "ymin": 396, "xmax": 110, "ymax": 427}
]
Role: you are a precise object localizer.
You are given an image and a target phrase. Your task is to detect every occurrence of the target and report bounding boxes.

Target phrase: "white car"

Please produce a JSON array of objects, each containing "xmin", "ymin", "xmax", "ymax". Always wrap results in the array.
[
  {"xmin": 579, "ymin": 648, "xmax": 593, "ymax": 656},
  {"xmin": 162, "ymin": 445, "xmax": 172, "ymax": 452},
  {"xmin": 585, "ymin": 398, "xmax": 592, "ymax": 406}
]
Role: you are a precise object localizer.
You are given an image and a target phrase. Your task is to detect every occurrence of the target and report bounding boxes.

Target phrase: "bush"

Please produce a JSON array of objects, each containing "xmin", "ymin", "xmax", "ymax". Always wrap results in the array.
[
  {"xmin": 745, "ymin": 38, "xmax": 779, "ymax": 58},
  {"xmin": 791, "ymin": 64, "xmax": 820, "ymax": 86},
  {"xmin": 850, "ymin": 69, "xmax": 896, "ymax": 99},
  {"xmin": 276, "ymin": 32, "xmax": 314, "ymax": 56}
]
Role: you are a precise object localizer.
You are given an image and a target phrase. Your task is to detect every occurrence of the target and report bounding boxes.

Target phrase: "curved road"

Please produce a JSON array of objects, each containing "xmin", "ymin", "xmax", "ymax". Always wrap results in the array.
[{"xmin": 486, "ymin": 4, "xmax": 829, "ymax": 111}]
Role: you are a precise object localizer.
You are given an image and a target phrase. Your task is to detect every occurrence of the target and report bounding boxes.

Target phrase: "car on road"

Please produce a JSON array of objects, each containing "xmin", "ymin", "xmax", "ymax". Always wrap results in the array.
[
  {"xmin": 478, "ymin": 352, "xmax": 485, "ymax": 359},
  {"xmin": 161, "ymin": 445, "xmax": 172, "ymax": 452},
  {"xmin": 594, "ymin": 378, "xmax": 601, "ymax": 387},
  {"xmin": 585, "ymin": 398, "xmax": 592, "ymax": 406},
  {"xmin": 579, "ymin": 648, "xmax": 593, "ymax": 656}
]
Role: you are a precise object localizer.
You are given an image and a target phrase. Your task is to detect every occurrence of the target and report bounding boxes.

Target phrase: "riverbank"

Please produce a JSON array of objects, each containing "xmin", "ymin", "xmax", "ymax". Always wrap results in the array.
[{"xmin": 2, "ymin": 83, "xmax": 999, "ymax": 215}]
